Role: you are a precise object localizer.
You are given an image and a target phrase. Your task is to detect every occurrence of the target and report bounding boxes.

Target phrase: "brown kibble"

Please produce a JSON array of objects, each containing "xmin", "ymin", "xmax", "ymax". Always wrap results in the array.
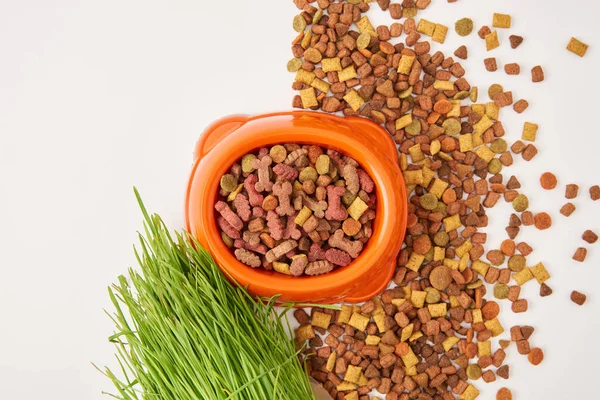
[
  {"xmin": 511, "ymin": 299, "xmax": 528, "ymax": 313},
  {"xmin": 528, "ymin": 348, "xmax": 544, "ymax": 366},
  {"xmin": 497, "ymin": 388, "xmax": 513, "ymax": 400},
  {"xmin": 484, "ymin": 57, "xmax": 498, "ymax": 72},
  {"xmin": 582, "ymin": 230, "xmax": 598, "ymax": 244},
  {"xmin": 513, "ymin": 99, "xmax": 529, "ymax": 113},
  {"xmin": 509, "ymin": 35, "xmax": 523, "ymax": 49},
  {"xmin": 497, "ymin": 365, "xmax": 510, "ymax": 379},
  {"xmin": 516, "ymin": 339, "xmax": 530, "ymax": 355},
  {"xmin": 540, "ymin": 283, "xmax": 553, "ymax": 297},
  {"xmin": 560, "ymin": 203, "xmax": 576, "ymax": 217},
  {"xmin": 590, "ymin": 185, "xmax": 600, "ymax": 200},
  {"xmin": 482, "ymin": 370, "xmax": 496, "ymax": 383},
  {"xmin": 511, "ymin": 140, "xmax": 527, "ymax": 154},
  {"xmin": 504, "ymin": 63, "xmax": 520, "ymax": 75},
  {"xmin": 430, "ymin": 265, "xmax": 453, "ymax": 290},
  {"xmin": 565, "ymin": 184, "xmax": 579, "ymax": 199},
  {"xmin": 478, "ymin": 25, "xmax": 491, "ymax": 39},
  {"xmin": 540, "ymin": 172, "xmax": 558, "ymax": 190},
  {"xmin": 522, "ymin": 144, "xmax": 538, "ymax": 161},
  {"xmin": 521, "ymin": 211, "xmax": 534, "ymax": 226},
  {"xmin": 454, "ymin": 45, "xmax": 468, "ymax": 60},
  {"xmin": 494, "ymin": 91, "xmax": 513, "ymax": 107},
  {"xmin": 567, "ymin": 37, "xmax": 589, "ymax": 57},
  {"xmin": 531, "ymin": 65, "xmax": 545, "ymax": 82},
  {"xmin": 573, "ymin": 247, "xmax": 587, "ymax": 262},
  {"xmin": 571, "ymin": 290, "xmax": 587, "ymax": 305},
  {"xmin": 521, "ymin": 325, "xmax": 535, "ymax": 340},
  {"xmin": 534, "ymin": 212, "xmax": 552, "ymax": 230}
]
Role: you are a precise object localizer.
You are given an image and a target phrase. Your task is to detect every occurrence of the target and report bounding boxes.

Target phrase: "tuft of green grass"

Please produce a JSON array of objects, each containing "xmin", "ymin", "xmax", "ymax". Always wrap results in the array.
[{"xmin": 97, "ymin": 189, "xmax": 315, "ymax": 400}]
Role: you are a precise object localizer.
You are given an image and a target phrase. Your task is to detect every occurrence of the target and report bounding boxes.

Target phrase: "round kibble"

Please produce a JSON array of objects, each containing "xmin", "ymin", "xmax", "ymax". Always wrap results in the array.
[
  {"xmin": 488, "ymin": 84, "xmax": 504, "ymax": 99},
  {"xmin": 269, "ymin": 145, "xmax": 288, "ymax": 163},
  {"xmin": 488, "ymin": 158, "xmax": 503, "ymax": 175},
  {"xmin": 455, "ymin": 18, "xmax": 474, "ymax": 36},
  {"xmin": 494, "ymin": 283, "xmax": 509, "ymax": 299},
  {"xmin": 299, "ymin": 166, "xmax": 318, "ymax": 183},
  {"xmin": 482, "ymin": 301, "xmax": 500, "ymax": 319},
  {"xmin": 262, "ymin": 195, "xmax": 279, "ymax": 211},
  {"xmin": 425, "ymin": 287, "xmax": 441, "ymax": 303},
  {"xmin": 528, "ymin": 348, "xmax": 544, "ymax": 366},
  {"xmin": 241, "ymin": 154, "xmax": 257, "ymax": 173},
  {"xmin": 534, "ymin": 212, "xmax": 552, "ymax": 230},
  {"xmin": 342, "ymin": 218, "xmax": 362, "ymax": 236},
  {"xmin": 220, "ymin": 174, "xmax": 238, "ymax": 193},
  {"xmin": 405, "ymin": 120, "xmax": 422, "ymax": 136},
  {"xmin": 540, "ymin": 172, "xmax": 557, "ymax": 190},
  {"xmin": 466, "ymin": 364, "xmax": 482, "ymax": 380},
  {"xmin": 293, "ymin": 14, "xmax": 306, "ymax": 32},
  {"xmin": 490, "ymin": 139, "xmax": 508, "ymax": 154},
  {"xmin": 442, "ymin": 118, "xmax": 462, "ymax": 135},
  {"xmin": 433, "ymin": 231, "xmax": 450, "ymax": 247},
  {"xmin": 413, "ymin": 235, "xmax": 432, "ymax": 255},
  {"xmin": 430, "ymin": 265, "xmax": 453, "ymax": 291},
  {"xmin": 315, "ymin": 155, "xmax": 330, "ymax": 175},
  {"xmin": 357, "ymin": 32, "xmax": 371, "ymax": 49},
  {"xmin": 287, "ymin": 58, "xmax": 302, "ymax": 72},
  {"xmin": 497, "ymin": 388, "xmax": 513, "ymax": 400},
  {"xmin": 303, "ymin": 48, "xmax": 322, "ymax": 64},
  {"xmin": 512, "ymin": 194, "xmax": 529, "ymax": 212},
  {"xmin": 420, "ymin": 193, "xmax": 439, "ymax": 210},
  {"xmin": 508, "ymin": 255, "xmax": 526, "ymax": 272},
  {"xmin": 487, "ymin": 250, "xmax": 505, "ymax": 266}
]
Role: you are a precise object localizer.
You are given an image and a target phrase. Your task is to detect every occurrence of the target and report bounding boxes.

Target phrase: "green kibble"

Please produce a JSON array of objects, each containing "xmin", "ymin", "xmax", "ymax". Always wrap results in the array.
[
  {"xmin": 425, "ymin": 287, "xmax": 441, "ymax": 303},
  {"xmin": 455, "ymin": 18, "xmax": 474, "ymax": 37},
  {"xmin": 487, "ymin": 158, "xmax": 503, "ymax": 174},
  {"xmin": 424, "ymin": 247, "xmax": 435, "ymax": 262},
  {"xmin": 466, "ymin": 364, "xmax": 482, "ymax": 380},
  {"xmin": 299, "ymin": 166, "xmax": 318, "ymax": 183},
  {"xmin": 494, "ymin": 283, "xmax": 509, "ymax": 299},
  {"xmin": 399, "ymin": 87, "xmax": 413, "ymax": 99},
  {"xmin": 442, "ymin": 118, "xmax": 462, "ymax": 135},
  {"xmin": 453, "ymin": 91, "xmax": 470, "ymax": 100},
  {"xmin": 508, "ymin": 254, "xmax": 526, "ymax": 272},
  {"xmin": 293, "ymin": 14, "xmax": 306, "ymax": 33},
  {"xmin": 512, "ymin": 194, "xmax": 529, "ymax": 212},
  {"xmin": 342, "ymin": 191, "xmax": 358, "ymax": 206},
  {"xmin": 490, "ymin": 138, "xmax": 508, "ymax": 154},
  {"xmin": 434, "ymin": 231, "xmax": 450, "ymax": 247},
  {"xmin": 241, "ymin": 154, "xmax": 257, "ymax": 173},
  {"xmin": 315, "ymin": 154, "xmax": 331, "ymax": 175},
  {"xmin": 221, "ymin": 232, "xmax": 234, "ymax": 248},
  {"xmin": 405, "ymin": 120, "xmax": 422, "ymax": 136},
  {"xmin": 269, "ymin": 145, "xmax": 288, "ymax": 163},
  {"xmin": 420, "ymin": 193, "xmax": 439, "ymax": 211},
  {"xmin": 286, "ymin": 58, "xmax": 302, "ymax": 73},
  {"xmin": 220, "ymin": 174, "xmax": 238, "ymax": 193}
]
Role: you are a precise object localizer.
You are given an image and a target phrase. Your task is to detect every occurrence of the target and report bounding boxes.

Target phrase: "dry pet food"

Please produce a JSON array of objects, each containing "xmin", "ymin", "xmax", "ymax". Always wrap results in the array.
[
  {"xmin": 454, "ymin": 45, "xmax": 468, "ymax": 59},
  {"xmin": 509, "ymin": 35, "xmax": 524, "ymax": 48},
  {"xmin": 591, "ymin": 185, "xmax": 600, "ymax": 200},
  {"xmin": 571, "ymin": 290, "xmax": 587, "ymax": 305},
  {"xmin": 540, "ymin": 172, "xmax": 557, "ymax": 190},
  {"xmin": 513, "ymin": 99, "xmax": 529, "ymax": 114},
  {"xmin": 566, "ymin": 184, "xmax": 579, "ymax": 199},
  {"xmin": 582, "ymin": 230, "xmax": 598, "ymax": 244},
  {"xmin": 215, "ymin": 144, "xmax": 377, "ymax": 276},
  {"xmin": 493, "ymin": 13, "xmax": 512, "ymax": 28},
  {"xmin": 504, "ymin": 63, "xmax": 520, "ymax": 75},
  {"xmin": 573, "ymin": 247, "xmax": 587, "ymax": 262},
  {"xmin": 567, "ymin": 37, "xmax": 589, "ymax": 57},
  {"xmin": 455, "ymin": 17, "xmax": 474, "ymax": 36},
  {"xmin": 497, "ymin": 388, "xmax": 513, "ymax": 400},
  {"xmin": 486, "ymin": 31, "xmax": 500, "ymax": 51},
  {"xmin": 560, "ymin": 202, "xmax": 576, "ymax": 217},
  {"xmin": 484, "ymin": 57, "xmax": 498, "ymax": 71},
  {"xmin": 531, "ymin": 65, "xmax": 545, "ymax": 82},
  {"xmin": 534, "ymin": 212, "xmax": 552, "ymax": 230}
]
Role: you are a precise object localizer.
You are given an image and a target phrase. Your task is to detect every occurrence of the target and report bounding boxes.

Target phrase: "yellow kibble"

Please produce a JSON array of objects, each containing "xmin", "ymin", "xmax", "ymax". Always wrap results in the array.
[
  {"xmin": 459, "ymin": 134, "xmax": 474, "ymax": 152},
  {"xmin": 348, "ymin": 197, "xmax": 369, "ymax": 220},
  {"xmin": 530, "ymin": 262, "xmax": 551, "ymax": 284},
  {"xmin": 428, "ymin": 303, "xmax": 447, "ymax": 318},
  {"xmin": 273, "ymin": 262, "xmax": 291, "ymax": 275},
  {"xmin": 433, "ymin": 80, "xmax": 455, "ymax": 91},
  {"xmin": 406, "ymin": 252, "xmax": 425, "ymax": 272},
  {"xmin": 443, "ymin": 214, "xmax": 462, "ymax": 231},
  {"xmin": 300, "ymin": 87, "xmax": 318, "ymax": 108},
  {"xmin": 485, "ymin": 31, "xmax": 500, "ymax": 51},
  {"xmin": 348, "ymin": 312, "xmax": 370, "ymax": 331},
  {"xmin": 493, "ymin": 13, "xmax": 512, "ymax": 28},
  {"xmin": 514, "ymin": 267, "xmax": 534, "ymax": 286},
  {"xmin": 411, "ymin": 290, "xmax": 427, "ymax": 308},
  {"xmin": 294, "ymin": 206, "xmax": 312, "ymax": 226},
  {"xmin": 417, "ymin": 19, "xmax": 436, "ymax": 36},
  {"xmin": 322, "ymin": 57, "xmax": 342, "ymax": 72},
  {"xmin": 403, "ymin": 169, "xmax": 424, "ymax": 186},
  {"xmin": 522, "ymin": 122, "xmax": 539, "ymax": 142},
  {"xmin": 295, "ymin": 69, "xmax": 316, "ymax": 85},
  {"xmin": 432, "ymin": 24, "xmax": 448, "ymax": 43},
  {"xmin": 344, "ymin": 365, "xmax": 363, "ymax": 384},
  {"xmin": 337, "ymin": 304, "xmax": 353, "ymax": 324},
  {"xmin": 343, "ymin": 89, "xmax": 365, "ymax": 111},
  {"xmin": 398, "ymin": 55, "xmax": 416, "ymax": 74}
]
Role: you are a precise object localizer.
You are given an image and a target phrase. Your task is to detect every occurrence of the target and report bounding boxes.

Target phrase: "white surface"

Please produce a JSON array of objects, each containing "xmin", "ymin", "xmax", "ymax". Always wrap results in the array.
[{"xmin": 0, "ymin": 0, "xmax": 598, "ymax": 399}]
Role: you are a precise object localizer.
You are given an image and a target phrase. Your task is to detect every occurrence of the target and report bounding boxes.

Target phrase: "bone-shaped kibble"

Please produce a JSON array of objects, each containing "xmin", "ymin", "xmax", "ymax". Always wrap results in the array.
[
  {"xmin": 234, "ymin": 248, "xmax": 261, "ymax": 268},
  {"xmin": 233, "ymin": 193, "xmax": 251, "ymax": 222},
  {"xmin": 244, "ymin": 174, "xmax": 264, "ymax": 207},
  {"xmin": 357, "ymin": 169, "xmax": 375, "ymax": 193},
  {"xmin": 272, "ymin": 163, "xmax": 299, "ymax": 181},
  {"xmin": 273, "ymin": 181, "xmax": 295, "ymax": 216},
  {"xmin": 265, "ymin": 239, "xmax": 298, "ymax": 263},
  {"xmin": 303, "ymin": 196, "xmax": 328, "ymax": 219},
  {"xmin": 284, "ymin": 148, "xmax": 308, "ymax": 165},
  {"xmin": 243, "ymin": 230, "xmax": 261, "ymax": 247},
  {"xmin": 290, "ymin": 255, "xmax": 308, "ymax": 276},
  {"xmin": 244, "ymin": 242, "xmax": 267, "ymax": 255},
  {"xmin": 325, "ymin": 248, "xmax": 352, "ymax": 267},
  {"xmin": 325, "ymin": 186, "xmax": 348, "ymax": 221},
  {"xmin": 252, "ymin": 206, "xmax": 265, "ymax": 218},
  {"xmin": 252, "ymin": 156, "xmax": 273, "ymax": 193},
  {"xmin": 343, "ymin": 164, "xmax": 360, "ymax": 195},
  {"xmin": 215, "ymin": 201, "xmax": 243, "ymax": 231},
  {"xmin": 308, "ymin": 243, "xmax": 327, "ymax": 262},
  {"xmin": 305, "ymin": 260, "xmax": 334, "ymax": 276},
  {"xmin": 284, "ymin": 216, "xmax": 302, "ymax": 240},
  {"xmin": 328, "ymin": 229, "xmax": 363, "ymax": 259},
  {"xmin": 266, "ymin": 211, "xmax": 284, "ymax": 241}
]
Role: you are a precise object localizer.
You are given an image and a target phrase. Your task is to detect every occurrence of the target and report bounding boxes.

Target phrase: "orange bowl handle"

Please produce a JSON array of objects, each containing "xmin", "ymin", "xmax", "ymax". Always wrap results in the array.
[{"xmin": 194, "ymin": 115, "xmax": 250, "ymax": 161}]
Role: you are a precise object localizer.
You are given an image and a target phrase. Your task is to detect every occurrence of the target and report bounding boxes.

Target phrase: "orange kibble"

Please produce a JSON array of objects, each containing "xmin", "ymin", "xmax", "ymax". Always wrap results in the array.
[
  {"xmin": 534, "ymin": 212, "xmax": 552, "ymax": 230},
  {"xmin": 540, "ymin": 172, "xmax": 557, "ymax": 190},
  {"xmin": 500, "ymin": 239, "xmax": 515, "ymax": 256},
  {"xmin": 528, "ymin": 347, "xmax": 544, "ymax": 365},
  {"xmin": 482, "ymin": 301, "xmax": 500, "ymax": 320},
  {"xmin": 497, "ymin": 388, "xmax": 513, "ymax": 400}
]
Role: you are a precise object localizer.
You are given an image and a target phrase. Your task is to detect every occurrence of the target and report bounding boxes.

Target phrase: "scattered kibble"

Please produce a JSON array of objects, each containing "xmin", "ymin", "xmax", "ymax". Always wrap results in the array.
[
  {"xmin": 540, "ymin": 283, "xmax": 553, "ymax": 297},
  {"xmin": 522, "ymin": 122, "xmax": 539, "ymax": 142},
  {"xmin": 504, "ymin": 63, "xmax": 520, "ymax": 75},
  {"xmin": 534, "ymin": 212, "xmax": 552, "ymax": 230},
  {"xmin": 540, "ymin": 172, "xmax": 558, "ymax": 190},
  {"xmin": 573, "ymin": 247, "xmax": 587, "ymax": 262},
  {"xmin": 566, "ymin": 184, "xmax": 579, "ymax": 199},
  {"xmin": 455, "ymin": 17, "xmax": 474, "ymax": 36},
  {"xmin": 478, "ymin": 25, "xmax": 491, "ymax": 38},
  {"xmin": 582, "ymin": 230, "xmax": 598, "ymax": 244},
  {"xmin": 532, "ymin": 65, "xmax": 545, "ymax": 82},
  {"xmin": 567, "ymin": 37, "xmax": 589, "ymax": 57},
  {"xmin": 486, "ymin": 31, "xmax": 500, "ymax": 51},
  {"xmin": 528, "ymin": 348, "xmax": 544, "ymax": 365},
  {"xmin": 590, "ymin": 185, "xmax": 600, "ymax": 200},
  {"xmin": 509, "ymin": 35, "xmax": 524, "ymax": 48},
  {"xmin": 513, "ymin": 99, "xmax": 529, "ymax": 113},
  {"xmin": 497, "ymin": 387, "xmax": 513, "ymax": 400},
  {"xmin": 560, "ymin": 202, "xmax": 576, "ymax": 217},
  {"xmin": 484, "ymin": 57, "xmax": 498, "ymax": 71},
  {"xmin": 454, "ymin": 45, "xmax": 468, "ymax": 59},
  {"xmin": 571, "ymin": 290, "xmax": 587, "ymax": 305},
  {"xmin": 493, "ymin": 13, "xmax": 512, "ymax": 28},
  {"xmin": 512, "ymin": 194, "xmax": 529, "ymax": 212}
]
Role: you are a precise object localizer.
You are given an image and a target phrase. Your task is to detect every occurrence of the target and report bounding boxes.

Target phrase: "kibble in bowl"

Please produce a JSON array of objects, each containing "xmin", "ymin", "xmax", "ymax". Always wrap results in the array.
[
  {"xmin": 215, "ymin": 144, "xmax": 377, "ymax": 276},
  {"xmin": 186, "ymin": 111, "xmax": 408, "ymax": 303}
]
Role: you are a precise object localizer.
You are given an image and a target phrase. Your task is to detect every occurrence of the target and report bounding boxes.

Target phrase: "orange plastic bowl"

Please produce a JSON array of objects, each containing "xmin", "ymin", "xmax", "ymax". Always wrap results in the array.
[{"xmin": 185, "ymin": 111, "xmax": 407, "ymax": 304}]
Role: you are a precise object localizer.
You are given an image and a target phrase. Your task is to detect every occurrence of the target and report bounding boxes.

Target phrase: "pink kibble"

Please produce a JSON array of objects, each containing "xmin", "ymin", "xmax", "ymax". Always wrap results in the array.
[
  {"xmin": 243, "ymin": 231, "xmax": 260, "ymax": 246},
  {"xmin": 253, "ymin": 156, "xmax": 273, "ymax": 193},
  {"xmin": 273, "ymin": 163, "xmax": 299, "ymax": 181},
  {"xmin": 273, "ymin": 181, "xmax": 295, "ymax": 216},
  {"xmin": 217, "ymin": 216, "xmax": 241, "ymax": 239},
  {"xmin": 308, "ymin": 243, "xmax": 327, "ymax": 262},
  {"xmin": 244, "ymin": 174, "xmax": 264, "ymax": 207},
  {"xmin": 284, "ymin": 215, "xmax": 302, "ymax": 240},
  {"xmin": 343, "ymin": 165, "xmax": 360, "ymax": 195},
  {"xmin": 245, "ymin": 242, "xmax": 267, "ymax": 255},
  {"xmin": 357, "ymin": 169, "xmax": 375, "ymax": 193},
  {"xmin": 267, "ymin": 211, "xmax": 284, "ymax": 241},
  {"xmin": 325, "ymin": 248, "xmax": 352, "ymax": 267},
  {"xmin": 215, "ymin": 201, "xmax": 243, "ymax": 231},
  {"xmin": 233, "ymin": 193, "xmax": 251, "ymax": 222},
  {"xmin": 325, "ymin": 186, "xmax": 348, "ymax": 221},
  {"xmin": 252, "ymin": 206, "xmax": 265, "ymax": 218},
  {"xmin": 328, "ymin": 229, "xmax": 363, "ymax": 258}
]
